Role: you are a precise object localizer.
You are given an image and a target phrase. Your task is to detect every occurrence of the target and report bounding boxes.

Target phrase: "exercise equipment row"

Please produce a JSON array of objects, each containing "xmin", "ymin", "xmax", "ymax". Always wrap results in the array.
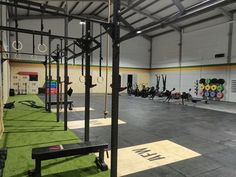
[
  {"xmin": 199, "ymin": 78, "xmax": 225, "ymax": 85},
  {"xmin": 200, "ymin": 84, "xmax": 224, "ymax": 92}
]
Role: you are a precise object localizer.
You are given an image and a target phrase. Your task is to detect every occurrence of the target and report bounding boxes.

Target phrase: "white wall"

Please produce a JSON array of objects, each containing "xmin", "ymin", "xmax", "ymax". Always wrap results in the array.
[
  {"xmin": 10, "ymin": 18, "xmax": 150, "ymax": 68},
  {"xmin": 151, "ymin": 19, "xmax": 236, "ymax": 102}
]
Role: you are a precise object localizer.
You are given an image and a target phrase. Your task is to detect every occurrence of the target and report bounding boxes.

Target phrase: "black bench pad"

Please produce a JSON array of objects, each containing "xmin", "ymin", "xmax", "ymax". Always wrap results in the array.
[{"xmin": 32, "ymin": 141, "xmax": 108, "ymax": 160}]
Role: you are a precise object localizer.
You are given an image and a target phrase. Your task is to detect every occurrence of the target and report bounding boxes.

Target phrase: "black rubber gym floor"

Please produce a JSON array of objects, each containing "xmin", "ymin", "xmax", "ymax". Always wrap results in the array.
[{"xmin": 40, "ymin": 94, "xmax": 236, "ymax": 177}]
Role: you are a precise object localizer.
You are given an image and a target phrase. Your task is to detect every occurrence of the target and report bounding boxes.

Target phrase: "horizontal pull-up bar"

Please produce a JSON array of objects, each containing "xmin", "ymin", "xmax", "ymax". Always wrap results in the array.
[
  {"xmin": 0, "ymin": 1, "xmax": 110, "ymax": 25},
  {"xmin": 0, "ymin": 25, "xmax": 80, "ymax": 41}
]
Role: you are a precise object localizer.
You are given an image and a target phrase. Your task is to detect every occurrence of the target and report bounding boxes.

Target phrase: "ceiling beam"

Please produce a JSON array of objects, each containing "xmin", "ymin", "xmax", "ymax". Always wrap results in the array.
[
  {"xmin": 172, "ymin": 0, "xmax": 185, "ymax": 14},
  {"xmin": 120, "ymin": 0, "xmax": 235, "ymax": 42},
  {"xmin": 90, "ymin": 2, "xmax": 105, "ymax": 15},
  {"xmin": 69, "ymin": 1, "xmax": 80, "ymax": 14},
  {"xmin": 217, "ymin": 7, "xmax": 233, "ymax": 21},
  {"xmin": 121, "ymin": 1, "xmax": 180, "ymax": 31},
  {"xmin": 120, "ymin": 16, "xmax": 151, "ymax": 41},
  {"xmin": 78, "ymin": 2, "xmax": 93, "ymax": 15}
]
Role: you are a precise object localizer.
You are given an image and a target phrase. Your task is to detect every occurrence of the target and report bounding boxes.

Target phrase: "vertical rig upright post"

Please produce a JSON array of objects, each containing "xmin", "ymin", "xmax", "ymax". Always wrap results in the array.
[
  {"xmin": 84, "ymin": 21, "xmax": 91, "ymax": 142},
  {"xmin": 56, "ymin": 44, "xmax": 60, "ymax": 122},
  {"xmin": 64, "ymin": 2, "xmax": 69, "ymax": 131},
  {"xmin": 111, "ymin": 0, "xmax": 121, "ymax": 176},
  {"xmin": 44, "ymin": 55, "xmax": 48, "ymax": 111},
  {"xmin": 48, "ymin": 31, "xmax": 52, "ymax": 112}
]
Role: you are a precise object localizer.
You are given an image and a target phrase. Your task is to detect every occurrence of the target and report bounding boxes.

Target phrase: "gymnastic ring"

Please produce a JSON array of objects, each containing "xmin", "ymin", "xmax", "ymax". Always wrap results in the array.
[
  {"xmin": 12, "ymin": 40, "xmax": 23, "ymax": 51},
  {"xmin": 15, "ymin": 53, "xmax": 21, "ymax": 59},
  {"xmin": 79, "ymin": 76, "xmax": 85, "ymax": 83},
  {"xmin": 211, "ymin": 85, "xmax": 217, "ymax": 91},
  {"xmin": 38, "ymin": 43, "xmax": 48, "ymax": 53},
  {"xmin": 97, "ymin": 76, "xmax": 104, "ymax": 84},
  {"xmin": 205, "ymin": 85, "xmax": 210, "ymax": 91},
  {"xmin": 200, "ymin": 84, "xmax": 205, "ymax": 90}
]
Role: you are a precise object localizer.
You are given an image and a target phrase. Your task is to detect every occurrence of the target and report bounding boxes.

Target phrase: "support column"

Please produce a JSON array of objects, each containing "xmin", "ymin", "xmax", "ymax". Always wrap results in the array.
[
  {"xmin": 178, "ymin": 29, "xmax": 183, "ymax": 92},
  {"xmin": 64, "ymin": 3, "xmax": 69, "ymax": 131},
  {"xmin": 226, "ymin": 22, "xmax": 234, "ymax": 100},
  {"xmin": 84, "ymin": 21, "xmax": 91, "ymax": 142},
  {"xmin": 111, "ymin": 0, "xmax": 120, "ymax": 176}
]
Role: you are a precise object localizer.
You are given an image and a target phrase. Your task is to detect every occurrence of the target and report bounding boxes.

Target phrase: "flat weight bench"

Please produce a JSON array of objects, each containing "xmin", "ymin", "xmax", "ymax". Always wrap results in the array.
[
  {"xmin": 28, "ymin": 141, "xmax": 108, "ymax": 177},
  {"xmin": 47, "ymin": 100, "xmax": 73, "ymax": 110}
]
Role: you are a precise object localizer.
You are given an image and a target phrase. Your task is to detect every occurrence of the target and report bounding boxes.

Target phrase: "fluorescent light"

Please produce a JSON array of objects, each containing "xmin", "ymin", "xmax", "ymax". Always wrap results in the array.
[
  {"xmin": 80, "ymin": 21, "xmax": 86, "ymax": 25},
  {"xmin": 136, "ymin": 30, "xmax": 142, "ymax": 34}
]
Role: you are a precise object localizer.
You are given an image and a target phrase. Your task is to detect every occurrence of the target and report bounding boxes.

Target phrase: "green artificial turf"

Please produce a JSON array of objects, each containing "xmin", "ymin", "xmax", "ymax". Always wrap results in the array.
[{"xmin": 0, "ymin": 95, "xmax": 109, "ymax": 177}]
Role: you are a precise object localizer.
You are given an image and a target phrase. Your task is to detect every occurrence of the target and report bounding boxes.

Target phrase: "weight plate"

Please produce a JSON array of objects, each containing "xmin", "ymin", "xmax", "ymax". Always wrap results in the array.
[
  {"xmin": 217, "ymin": 92, "xmax": 224, "ymax": 99},
  {"xmin": 199, "ymin": 78, "xmax": 205, "ymax": 84},
  {"xmin": 211, "ymin": 85, "xmax": 217, "ymax": 91},
  {"xmin": 217, "ymin": 85, "xmax": 224, "ymax": 91},
  {"xmin": 205, "ymin": 79, "xmax": 211, "ymax": 84},
  {"xmin": 210, "ymin": 91, "xmax": 216, "ymax": 97},
  {"xmin": 200, "ymin": 84, "xmax": 205, "ymax": 90},
  {"xmin": 205, "ymin": 85, "xmax": 211, "ymax": 91},
  {"xmin": 205, "ymin": 91, "xmax": 210, "ymax": 97}
]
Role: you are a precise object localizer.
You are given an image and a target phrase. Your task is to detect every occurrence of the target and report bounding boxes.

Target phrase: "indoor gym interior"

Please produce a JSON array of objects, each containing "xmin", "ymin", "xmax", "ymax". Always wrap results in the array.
[{"xmin": 1, "ymin": 0, "xmax": 236, "ymax": 177}]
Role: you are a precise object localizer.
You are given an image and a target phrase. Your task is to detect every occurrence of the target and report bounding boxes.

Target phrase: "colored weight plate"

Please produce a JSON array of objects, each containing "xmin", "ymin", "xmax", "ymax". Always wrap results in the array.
[
  {"xmin": 217, "ymin": 85, "xmax": 224, "ymax": 92},
  {"xmin": 217, "ymin": 92, "xmax": 224, "ymax": 99},
  {"xmin": 199, "ymin": 78, "xmax": 205, "ymax": 84},
  {"xmin": 205, "ymin": 91, "xmax": 210, "ymax": 97},
  {"xmin": 205, "ymin": 79, "xmax": 211, "ymax": 84},
  {"xmin": 205, "ymin": 85, "xmax": 211, "ymax": 91},
  {"xmin": 210, "ymin": 78, "xmax": 218, "ymax": 84},
  {"xmin": 200, "ymin": 84, "xmax": 205, "ymax": 90},
  {"xmin": 199, "ymin": 91, "xmax": 204, "ymax": 97},
  {"xmin": 210, "ymin": 91, "xmax": 216, "ymax": 97},
  {"xmin": 211, "ymin": 85, "xmax": 217, "ymax": 91},
  {"xmin": 218, "ymin": 79, "xmax": 225, "ymax": 85}
]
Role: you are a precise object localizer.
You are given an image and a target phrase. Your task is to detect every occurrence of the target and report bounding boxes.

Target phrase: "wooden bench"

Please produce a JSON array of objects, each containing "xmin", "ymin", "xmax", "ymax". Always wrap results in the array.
[
  {"xmin": 47, "ymin": 100, "xmax": 73, "ymax": 110},
  {"xmin": 29, "ymin": 141, "xmax": 108, "ymax": 177}
]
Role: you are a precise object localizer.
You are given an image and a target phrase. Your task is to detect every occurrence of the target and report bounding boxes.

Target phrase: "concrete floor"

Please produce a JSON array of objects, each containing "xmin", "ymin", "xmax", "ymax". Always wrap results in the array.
[{"xmin": 40, "ymin": 94, "xmax": 236, "ymax": 177}]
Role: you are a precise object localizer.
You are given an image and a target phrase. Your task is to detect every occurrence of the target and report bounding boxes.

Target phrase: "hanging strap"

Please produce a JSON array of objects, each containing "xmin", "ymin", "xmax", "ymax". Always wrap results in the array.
[
  {"xmin": 73, "ymin": 41, "xmax": 76, "ymax": 65},
  {"xmin": 162, "ymin": 74, "xmax": 167, "ymax": 91},
  {"xmin": 32, "ymin": 34, "xmax": 35, "ymax": 56},
  {"xmin": 14, "ymin": 0, "xmax": 19, "ymax": 51},
  {"xmin": 81, "ymin": 24, "xmax": 85, "ymax": 76},
  {"xmin": 99, "ymin": 25, "xmax": 103, "ymax": 77},
  {"xmin": 60, "ymin": 38, "xmax": 63, "ymax": 64},
  {"xmin": 40, "ymin": 5, "xmax": 44, "ymax": 45}
]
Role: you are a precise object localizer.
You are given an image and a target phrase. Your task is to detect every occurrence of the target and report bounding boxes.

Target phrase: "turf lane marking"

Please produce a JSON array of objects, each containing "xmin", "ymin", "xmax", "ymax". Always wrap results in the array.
[{"xmin": 68, "ymin": 118, "xmax": 126, "ymax": 129}]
